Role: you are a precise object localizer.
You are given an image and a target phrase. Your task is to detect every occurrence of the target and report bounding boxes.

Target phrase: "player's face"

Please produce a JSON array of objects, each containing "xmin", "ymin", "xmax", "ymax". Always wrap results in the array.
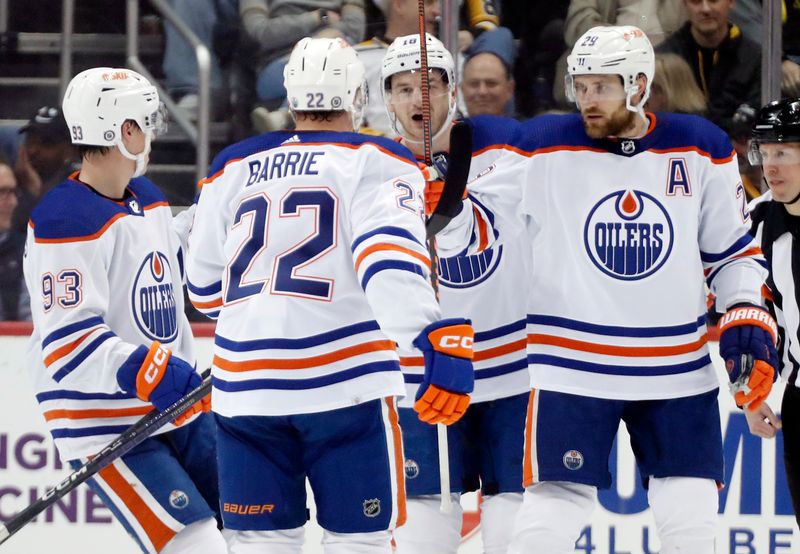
[
  {"xmin": 573, "ymin": 74, "xmax": 635, "ymax": 139},
  {"xmin": 461, "ymin": 53, "xmax": 514, "ymax": 116},
  {"xmin": 387, "ymin": 68, "xmax": 452, "ymax": 141},
  {"xmin": 760, "ymin": 143, "xmax": 800, "ymax": 204},
  {"xmin": 0, "ymin": 165, "xmax": 18, "ymax": 231}
]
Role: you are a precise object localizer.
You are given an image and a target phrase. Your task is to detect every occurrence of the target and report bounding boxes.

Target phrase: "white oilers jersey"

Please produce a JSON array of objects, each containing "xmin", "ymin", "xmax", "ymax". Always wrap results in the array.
[
  {"xmin": 24, "ymin": 175, "xmax": 195, "ymax": 461},
  {"xmin": 400, "ymin": 116, "xmax": 530, "ymax": 406},
  {"xmin": 438, "ymin": 113, "xmax": 767, "ymax": 400},
  {"xmin": 187, "ymin": 131, "xmax": 440, "ymax": 417}
]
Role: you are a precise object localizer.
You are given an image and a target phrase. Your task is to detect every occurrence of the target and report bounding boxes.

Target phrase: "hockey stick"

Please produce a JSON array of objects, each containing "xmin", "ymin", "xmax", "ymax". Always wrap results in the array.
[
  {"xmin": 0, "ymin": 374, "xmax": 212, "ymax": 545},
  {"xmin": 416, "ymin": 0, "xmax": 453, "ymax": 515},
  {"xmin": 426, "ymin": 120, "xmax": 473, "ymax": 238}
]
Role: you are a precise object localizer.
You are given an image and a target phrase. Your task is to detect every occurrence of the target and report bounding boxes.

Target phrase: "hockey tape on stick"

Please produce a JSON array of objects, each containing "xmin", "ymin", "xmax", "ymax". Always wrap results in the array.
[
  {"xmin": 0, "ymin": 372, "xmax": 212, "ymax": 546},
  {"xmin": 426, "ymin": 120, "xmax": 473, "ymax": 238},
  {"xmin": 416, "ymin": 0, "xmax": 452, "ymax": 515}
]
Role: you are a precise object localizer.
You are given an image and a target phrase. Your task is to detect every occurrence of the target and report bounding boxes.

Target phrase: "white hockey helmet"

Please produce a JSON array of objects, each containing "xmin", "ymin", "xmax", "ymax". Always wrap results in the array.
[
  {"xmin": 62, "ymin": 67, "xmax": 166, "ymax": 177},
  {"xmin": 381, "ymin": 33, "xmax": 457, "ymax": 141},
  {"xmin": 284, "ymin": 37, "xmax": 367, "ymax": 131},
  {"xmin": 565, "ymin": 26, "xmax": 655, "ymax": 119}
]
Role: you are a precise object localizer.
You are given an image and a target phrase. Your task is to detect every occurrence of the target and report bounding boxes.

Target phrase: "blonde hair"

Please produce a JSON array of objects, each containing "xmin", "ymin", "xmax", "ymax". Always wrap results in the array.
[{"xmin": 650, "ymin": 53, "xmax": 707, "ymax": 115}]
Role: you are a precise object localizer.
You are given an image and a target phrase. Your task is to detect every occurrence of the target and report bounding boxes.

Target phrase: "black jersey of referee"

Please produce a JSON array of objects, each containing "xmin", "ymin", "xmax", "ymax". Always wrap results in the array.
[{"xmin": 750, "ymin": 192, "xmax": 800, "ymax": 387}]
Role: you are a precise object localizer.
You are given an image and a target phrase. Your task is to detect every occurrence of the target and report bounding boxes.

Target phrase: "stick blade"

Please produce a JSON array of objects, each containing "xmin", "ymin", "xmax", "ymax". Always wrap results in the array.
[{"xmin": 426, "ymin": 120, "xmax": 473, "ymax": 238}]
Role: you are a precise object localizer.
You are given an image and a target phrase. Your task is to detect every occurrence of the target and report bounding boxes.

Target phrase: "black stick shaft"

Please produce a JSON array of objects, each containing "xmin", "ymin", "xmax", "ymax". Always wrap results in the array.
[{"xmin": 0, "ymin": 376, "xmax": 212, "ymax": 545}]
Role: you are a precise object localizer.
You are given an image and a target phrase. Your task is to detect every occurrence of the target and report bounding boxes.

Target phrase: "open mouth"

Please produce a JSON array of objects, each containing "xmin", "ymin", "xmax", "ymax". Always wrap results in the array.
[{"xmin": 412, "ymin": 113, "xmax": 424, "ymax": 122}]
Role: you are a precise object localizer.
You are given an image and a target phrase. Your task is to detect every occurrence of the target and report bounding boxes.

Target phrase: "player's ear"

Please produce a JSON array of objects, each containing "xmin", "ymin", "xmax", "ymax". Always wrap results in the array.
[{"xmin": 121, "ymin": 120, "xmax": 136, "ymax": 137}]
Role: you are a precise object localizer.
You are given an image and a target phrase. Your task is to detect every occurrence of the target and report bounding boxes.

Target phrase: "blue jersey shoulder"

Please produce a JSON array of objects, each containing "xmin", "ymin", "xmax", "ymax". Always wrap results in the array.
[
  {"xmin": 31, "ymin": 179, "xmax": 128, "ymax": 241},
  {"xmin": 510, "ymin": 113, "xmax": 590, "ymax": 152},
  {"xmin": 206, "ymin": 130, "xmax": 418, "ymax": 180},
  {"xmin": 467, "ymin": 115, "xmax": 521, "ymax": 152},
  {"xmin": 333, "ymin": 131, "xmax": 418, "ymax": 165},
  {"xmin": 128, "ymin": 176, "xmax": 167, "ymax": 207},
  {"xmin": 651, "ymin": 112, "xmax": 733, "ymax": 160}
]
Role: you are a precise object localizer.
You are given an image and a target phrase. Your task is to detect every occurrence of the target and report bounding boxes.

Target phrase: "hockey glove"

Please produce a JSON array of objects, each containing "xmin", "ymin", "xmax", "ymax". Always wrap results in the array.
[
  {"xmin": 412, "ymin": 318, "xmax": 475, "ymax": 425},
  {"xmin": 718, "ymin": 304, "xmax": 779, "ymax": 411},
  {"xmin": 117, "ymin": 342, "xmax": 210, "ymax": 425}
]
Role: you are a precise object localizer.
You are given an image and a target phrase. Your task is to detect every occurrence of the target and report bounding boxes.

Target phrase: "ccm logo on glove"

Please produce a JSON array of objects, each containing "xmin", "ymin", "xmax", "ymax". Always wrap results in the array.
[
  {"xmin": 144, "ymin": 344, "xmax": 170, "ymax": 384},
  {"xmin": 428, "ymin": 324, "xmax": 475, "ymax": 359},
  {"xmin": 439, "ymin": 335, "xmax": 474, "ymax": 349}
]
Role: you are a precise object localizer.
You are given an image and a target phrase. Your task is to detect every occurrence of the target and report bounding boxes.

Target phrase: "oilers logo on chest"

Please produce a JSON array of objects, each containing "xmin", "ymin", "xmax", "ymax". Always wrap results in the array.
[
  {"xmin": 584, "ymin": 189, "xmax": 674, "ymax": 280},
  {"xmin": 132, "ymin": 251, "xmax": 178, "ymax": 342}
]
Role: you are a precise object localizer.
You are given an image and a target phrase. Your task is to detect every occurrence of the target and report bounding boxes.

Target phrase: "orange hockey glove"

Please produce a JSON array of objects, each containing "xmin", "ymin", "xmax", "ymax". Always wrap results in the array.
[
  {"xmin": 718, "ymin": 304, "xmax": 779, "ymax": 411},
  {"xmin": 412, "ymin": 319, "xmax": 475, "ymax": 425},
  {"xmin": 117, "ymin": 342, "xmax": 210, "ymax": 425}
]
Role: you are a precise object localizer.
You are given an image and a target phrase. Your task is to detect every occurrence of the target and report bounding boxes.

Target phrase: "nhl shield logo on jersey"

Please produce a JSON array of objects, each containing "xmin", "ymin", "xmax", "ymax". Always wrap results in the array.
[
  {"xmin": 363, "ymin": 498, "xmax": 381, "ymax": 517},
  {"xmin": 132, "ymin": 251, "xmax": 178, "ymax": 342},
  {"xmin": 438, "ymin": 246, "xmax": 503, "ymax": 288},
  {"xmin": 562, "ymin": 450, "xmax": 584, "ymax": 470},
  {"xmin": 584, "ymin": 190, "xmax": 674, "ymax": 281}
]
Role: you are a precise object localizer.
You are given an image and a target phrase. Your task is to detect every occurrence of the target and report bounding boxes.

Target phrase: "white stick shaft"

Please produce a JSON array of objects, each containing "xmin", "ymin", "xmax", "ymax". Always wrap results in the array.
[{"xmin": 437, "ymin": 422, "xmax": 452, "ymax": 513}]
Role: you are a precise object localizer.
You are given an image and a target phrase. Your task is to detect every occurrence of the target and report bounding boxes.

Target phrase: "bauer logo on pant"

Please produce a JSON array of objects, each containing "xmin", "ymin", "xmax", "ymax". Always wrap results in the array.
[
  {"xmin": 132, "ymin": 251, "xmax": 178, "ymax": 342},
  {"xmin": 563, "ymin": 450, "xmax": 584, "ymax": 470},
  {"xmin": 363, "ymin": 498, "xmax": 381, "ymax": 517}
]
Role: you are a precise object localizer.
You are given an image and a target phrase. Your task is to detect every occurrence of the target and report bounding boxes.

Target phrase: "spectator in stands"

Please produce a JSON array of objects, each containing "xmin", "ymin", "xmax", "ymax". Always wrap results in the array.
[
  {"xmin": 162, "ymin": 0, "xmax": 240, "ymax": 120},
  {"xmin": 658, "ymin": 0, "xmax": 761, "ymax": 132},
  {"xmin": 461, "ymin": 27, "xmax": 517, "ymax": 116},
  {"xmin": 12, "ymin": 107, "xmax": 77, "ymax": 233},
  {"xmin": 783, "ymin": 0, "xmax": 800, "ymax": 97},
  {"xmin": 645, "ymin": 52, "xmax": 707, "ymax": 115},
  {"xmin": 0, "ymin": 162, "xmax": 30, "ymax": 321},
  {"xmin": 552, "ymin": 0, "xmax": 687, "ymax": 107},
  {"xmin": 243, "ymin": 0, "xmax": 366, "ymax": 129}
]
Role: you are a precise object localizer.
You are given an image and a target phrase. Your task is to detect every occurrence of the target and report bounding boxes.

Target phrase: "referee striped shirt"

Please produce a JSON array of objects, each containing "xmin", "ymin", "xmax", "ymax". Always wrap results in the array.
[{"xmin": 750, "ymin": 191, "xmax": 800, "ymax": 387}]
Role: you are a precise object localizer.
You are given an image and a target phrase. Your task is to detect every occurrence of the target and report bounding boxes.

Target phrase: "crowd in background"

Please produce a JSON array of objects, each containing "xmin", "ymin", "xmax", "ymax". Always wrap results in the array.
[{"xmin": 1, "ymin": 0, "xmax": 800, "ymax": 322}]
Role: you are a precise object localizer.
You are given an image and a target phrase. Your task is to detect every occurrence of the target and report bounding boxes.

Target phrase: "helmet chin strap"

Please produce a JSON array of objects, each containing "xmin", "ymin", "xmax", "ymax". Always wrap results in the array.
[
  {"xmin": 777, "ymin": 187, "xmax": 800, "ymax": 206},
  {"xmin": 761, "ymin": 175, "xmax": 800, "ymax": 206},
  {"xmin": 117, "ymin": 131, "xmax": 152, "ymax": 178},
  {"xmin": 625, "ymin": 86, "xmax": 649, "ymax": 123}
]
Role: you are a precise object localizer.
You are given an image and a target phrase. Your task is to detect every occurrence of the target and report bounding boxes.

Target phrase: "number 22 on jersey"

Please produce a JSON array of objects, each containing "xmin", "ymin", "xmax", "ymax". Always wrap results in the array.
[{"xmin": 226, "ymin": 187, "xmax": 337, "ymax": 303}]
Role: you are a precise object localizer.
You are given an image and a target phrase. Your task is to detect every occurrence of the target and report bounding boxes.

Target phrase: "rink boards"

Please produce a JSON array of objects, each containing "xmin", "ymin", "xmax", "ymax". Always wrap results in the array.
[{"xmin": 0, "ymin": 323, "xmax": 796, "ymax": 553}]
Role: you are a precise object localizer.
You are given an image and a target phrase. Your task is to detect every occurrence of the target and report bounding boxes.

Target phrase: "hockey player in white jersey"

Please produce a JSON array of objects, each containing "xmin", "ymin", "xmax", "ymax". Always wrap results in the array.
[
  {"xmin": 434, "ymin": 26, "xmax": 778, "ymax": 554},
  {"xmin": 381, "ymin": 33, "xmax": 529, "ymax": 554},
  {"xmin": 186, "ymin": 37, "xmax": 475, "ymax": 554},
  {"xmin": 23, "ymin": 68, "xmax": 225, "ymax": 554}
]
